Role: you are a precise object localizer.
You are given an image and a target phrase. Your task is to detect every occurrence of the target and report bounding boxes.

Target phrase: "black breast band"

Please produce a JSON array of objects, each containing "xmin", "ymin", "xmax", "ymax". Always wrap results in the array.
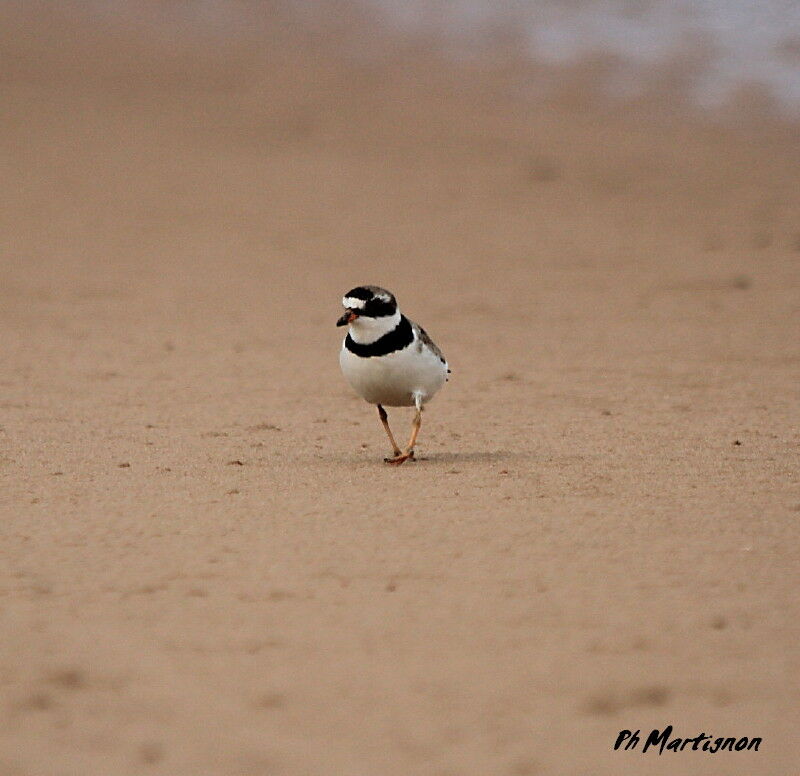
[{"xmin": 345, "ymin": 315, "xmax": 414, "ymax": 357}]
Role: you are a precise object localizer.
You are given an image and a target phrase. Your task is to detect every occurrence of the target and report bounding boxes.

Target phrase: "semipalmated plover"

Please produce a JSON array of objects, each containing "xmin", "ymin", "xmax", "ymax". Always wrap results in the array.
[{"xmin": 337, "ymin": 286, "xmax": 449, "ymax": 465}]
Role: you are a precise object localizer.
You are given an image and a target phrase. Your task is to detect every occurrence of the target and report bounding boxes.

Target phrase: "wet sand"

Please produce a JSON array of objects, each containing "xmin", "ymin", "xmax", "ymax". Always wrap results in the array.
[{"xmin": 1, "ymin": 7, "xmax": 799, "ymax": 775}]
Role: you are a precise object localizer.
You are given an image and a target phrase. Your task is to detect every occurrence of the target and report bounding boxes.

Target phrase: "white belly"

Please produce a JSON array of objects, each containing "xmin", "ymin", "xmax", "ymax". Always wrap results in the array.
[{"xmin": 340, "ymin": 342, "xmax": 448, "ymax": 407}]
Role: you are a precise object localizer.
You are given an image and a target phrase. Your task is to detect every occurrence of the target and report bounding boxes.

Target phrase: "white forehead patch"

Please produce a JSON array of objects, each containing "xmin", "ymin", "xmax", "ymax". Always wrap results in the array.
[{"xmin": 343, "ymin": 296, "xmax": 367, "ymax": 310}]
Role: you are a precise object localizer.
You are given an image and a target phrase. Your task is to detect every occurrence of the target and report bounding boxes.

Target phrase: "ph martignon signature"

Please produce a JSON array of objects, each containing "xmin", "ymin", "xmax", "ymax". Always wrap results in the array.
[{"xmin": 614, "ymin": 726, "xmax": 762, "ymax": 754}]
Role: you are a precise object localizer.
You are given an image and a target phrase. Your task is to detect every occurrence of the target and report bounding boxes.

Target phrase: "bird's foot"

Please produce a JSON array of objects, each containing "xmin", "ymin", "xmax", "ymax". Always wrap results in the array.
[{"xmin": 384, "ymin": 450, "xmax": 415, "ymax": 465}]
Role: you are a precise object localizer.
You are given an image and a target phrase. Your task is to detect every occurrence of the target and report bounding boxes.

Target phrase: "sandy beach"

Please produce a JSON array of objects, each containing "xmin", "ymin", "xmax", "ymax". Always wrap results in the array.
[{"xmin": 1, "ymin": 5, "xmax": 799, "ymax": 774}]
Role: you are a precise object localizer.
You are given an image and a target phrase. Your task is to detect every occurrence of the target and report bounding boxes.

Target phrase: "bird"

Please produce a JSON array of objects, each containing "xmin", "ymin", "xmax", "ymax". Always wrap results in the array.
[{"xmin": 337, "ymin": 285, "xmax": 449, "ymax": 465}]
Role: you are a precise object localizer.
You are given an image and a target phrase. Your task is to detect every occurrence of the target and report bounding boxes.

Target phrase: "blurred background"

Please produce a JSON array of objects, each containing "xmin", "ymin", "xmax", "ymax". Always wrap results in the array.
[
  {"xmin": 9, "ymin": 0, "xmax": 800, "ymax": 110},
  {"xmin": 1, "ymin": 3, "xmax": 799, "ymax": 775}
]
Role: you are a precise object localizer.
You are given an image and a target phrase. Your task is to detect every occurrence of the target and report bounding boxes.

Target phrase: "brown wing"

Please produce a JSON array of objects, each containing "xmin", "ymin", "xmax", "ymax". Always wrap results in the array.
[{"xmin": 411, "ymin": 320, "xmax": 449, "ymax": 370}]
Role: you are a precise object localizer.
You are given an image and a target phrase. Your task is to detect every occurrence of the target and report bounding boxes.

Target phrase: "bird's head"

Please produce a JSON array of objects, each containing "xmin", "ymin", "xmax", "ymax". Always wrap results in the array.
[{"xmin": 336, "ymin": 286, "xmax": 400, "ymax": 342}]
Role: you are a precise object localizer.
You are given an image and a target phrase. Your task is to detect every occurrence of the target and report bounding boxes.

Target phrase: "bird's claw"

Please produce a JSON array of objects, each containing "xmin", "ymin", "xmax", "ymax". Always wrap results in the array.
[{"xmin": 384, "ymin": 450, "xmax": 415, "ymax": 465}]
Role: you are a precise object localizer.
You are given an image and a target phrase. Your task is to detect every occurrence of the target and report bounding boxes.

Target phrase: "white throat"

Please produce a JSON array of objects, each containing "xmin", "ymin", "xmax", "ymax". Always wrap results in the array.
[{"xmin": 347, "ymin": 309, "xmax": 402, "ymax": 344}]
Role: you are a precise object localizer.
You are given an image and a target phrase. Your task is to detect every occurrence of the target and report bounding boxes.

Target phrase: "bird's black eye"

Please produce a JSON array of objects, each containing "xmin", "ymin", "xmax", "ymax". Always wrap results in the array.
[{"xmin": 362, "ymin": 298, "xmax": 396, "ymax": 317}]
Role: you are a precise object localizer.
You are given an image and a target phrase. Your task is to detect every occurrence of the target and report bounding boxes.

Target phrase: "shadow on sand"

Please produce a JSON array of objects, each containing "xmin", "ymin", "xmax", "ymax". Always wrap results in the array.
[{"xmin": 417, "ymin": 450, "xmax": 529, "ymax": 465}]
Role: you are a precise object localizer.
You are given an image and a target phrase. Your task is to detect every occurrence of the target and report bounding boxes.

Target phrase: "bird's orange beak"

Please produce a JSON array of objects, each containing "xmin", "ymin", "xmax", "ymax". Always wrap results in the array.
[{"xmin": 336, "ymin": 310, "xmax": 359, "ymax": 326}]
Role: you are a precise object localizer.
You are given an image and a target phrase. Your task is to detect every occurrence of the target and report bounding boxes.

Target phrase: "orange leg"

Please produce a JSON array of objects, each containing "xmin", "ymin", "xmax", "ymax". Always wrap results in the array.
[
  {"xmin": 385, "ymin": 405, "xmax": 422, "ymax": 466},
  {"xmin": 377, "ymin": 404, "xmax": 402, "ymax": 458}
]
